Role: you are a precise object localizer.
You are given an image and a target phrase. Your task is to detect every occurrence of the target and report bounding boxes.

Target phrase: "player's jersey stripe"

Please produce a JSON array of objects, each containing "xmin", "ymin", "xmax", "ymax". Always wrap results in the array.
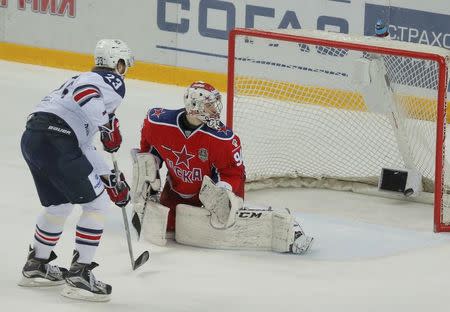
[
  {"xmin": 73, "ymin": 84, "xmax": 101, "ymax": 107},
  {"xmin": 74, "ymin": 88, "xmax": 97, "ymax": 102}
]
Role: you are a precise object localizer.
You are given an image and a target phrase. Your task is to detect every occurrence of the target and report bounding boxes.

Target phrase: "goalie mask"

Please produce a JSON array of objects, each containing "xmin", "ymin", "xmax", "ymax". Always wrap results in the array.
[
  {"xmin": 184, "ymin": 81, "xmax": 223, "ymax": 130},
  {"xmin": 94, "ymin": 39, "xmax": 134, "ymax": 75}
]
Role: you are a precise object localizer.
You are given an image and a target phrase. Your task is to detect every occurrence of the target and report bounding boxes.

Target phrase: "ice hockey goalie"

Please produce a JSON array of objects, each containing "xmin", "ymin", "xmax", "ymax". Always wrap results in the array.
[{"xmin": 130, "ymin": 81, "xmax": 313, "ymax": 254}]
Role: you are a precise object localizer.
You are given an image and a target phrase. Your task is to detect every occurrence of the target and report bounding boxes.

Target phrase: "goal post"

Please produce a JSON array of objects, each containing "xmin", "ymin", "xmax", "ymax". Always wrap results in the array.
[{"xmin": 226, "ymin": 28, "xmax": 450, "ymax": 232}]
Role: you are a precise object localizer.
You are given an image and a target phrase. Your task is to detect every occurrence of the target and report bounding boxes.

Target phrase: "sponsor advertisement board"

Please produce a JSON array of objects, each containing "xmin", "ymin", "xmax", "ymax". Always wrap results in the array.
[
  {"xmin": 364, "ymin": 3, "xmax": 450, "ymax": 49},
  {"xmin": 0, "ymin": 0, "xmax": 449, "ymax": 78}
]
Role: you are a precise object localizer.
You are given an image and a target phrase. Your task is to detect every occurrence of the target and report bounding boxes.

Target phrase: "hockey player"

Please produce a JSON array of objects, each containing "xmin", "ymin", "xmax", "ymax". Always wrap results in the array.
[
  {"xmin": 19, "ymin": 39, "xmax": 134, "ymax": 302},
  {"xmin": 131, "ymin": 81, "xmax": 313, "ymax": 254}
]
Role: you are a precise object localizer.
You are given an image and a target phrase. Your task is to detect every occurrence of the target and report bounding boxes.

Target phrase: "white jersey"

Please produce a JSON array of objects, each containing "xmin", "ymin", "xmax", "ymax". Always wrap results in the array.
[
  {"xmin": 34, "ymin": 70, "xmax": 125, "ymax": 146},
  {"xmin": 33, "ymin": 70, "xmax": 126, "ymax": 175}
]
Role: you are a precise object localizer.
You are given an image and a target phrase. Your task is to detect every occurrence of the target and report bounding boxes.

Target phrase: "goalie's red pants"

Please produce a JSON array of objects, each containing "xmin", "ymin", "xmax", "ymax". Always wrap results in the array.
[{"xmin": 159, "ymin": 181, "xmax": 202, "ymax": 232}]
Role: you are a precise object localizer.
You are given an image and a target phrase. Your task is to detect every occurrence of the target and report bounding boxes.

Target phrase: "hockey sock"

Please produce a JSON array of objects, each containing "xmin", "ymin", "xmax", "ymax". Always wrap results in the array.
[
  {"xmin": 75, "ymin": 193, "xmax": 108, "ymax": 264},
  {"xmin": 33, "ymin": 203, "xmax": 73, "ymax": 259}
]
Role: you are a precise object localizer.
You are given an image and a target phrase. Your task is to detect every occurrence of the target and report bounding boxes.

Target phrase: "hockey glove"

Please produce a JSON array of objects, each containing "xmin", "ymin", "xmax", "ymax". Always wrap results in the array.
[
  {"xmin": 99, "ymin": 114, "xmax": 122, "ymax": 153},
  {"xmin": 101, "ymin": 170, "xmax": 131, "ymax": 208}
]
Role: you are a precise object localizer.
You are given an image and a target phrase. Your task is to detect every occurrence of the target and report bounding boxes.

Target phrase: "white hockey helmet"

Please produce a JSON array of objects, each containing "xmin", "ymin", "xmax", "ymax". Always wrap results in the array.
[
  {"xmin": 94, "ymin": 39, "xmax": 134, "ymax": 75},
  {"xmin": 184, "ymin": 81, "xmax": 223, "ymax": 129}
]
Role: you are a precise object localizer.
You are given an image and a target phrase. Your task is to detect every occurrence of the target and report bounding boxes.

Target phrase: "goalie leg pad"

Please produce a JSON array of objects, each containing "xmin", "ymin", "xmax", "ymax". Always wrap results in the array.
[
  {"xmin": 175, "ymin": 204, "xmax": 273, "ymax": 250},
  {"xmin": 130, "ymin": 148, "xmax": 161, "ymax": 205},
  {"xmin": 272, "ymin": 209, "xmax": 314, "ymax": 254},
  {"xmin": 271, "ymin": 209, "xmax": 296, "ymax": 253},
  {"xmin": 175, "ymin": 204, "xmax": 313, "ymax": 254},
  {"xmin": 141, "ymin": 201, "xmax": 170, "ymax": 246}
]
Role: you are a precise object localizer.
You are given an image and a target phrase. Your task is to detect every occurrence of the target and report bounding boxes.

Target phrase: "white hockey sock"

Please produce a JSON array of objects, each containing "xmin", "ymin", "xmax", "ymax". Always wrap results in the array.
[
  {"xmin": 75, "ymin": 193, "xmax": 108, "ymax": 264},
  {"xmin": 33, "ymin": 203, "xmax": 73, "ymax": 259}
]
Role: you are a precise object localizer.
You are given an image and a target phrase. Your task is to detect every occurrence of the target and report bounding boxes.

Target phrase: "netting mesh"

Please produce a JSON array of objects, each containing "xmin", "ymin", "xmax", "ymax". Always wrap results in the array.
[{"xmin": 230, "ymin": 30, "xmax": 450, "ymax": 226}]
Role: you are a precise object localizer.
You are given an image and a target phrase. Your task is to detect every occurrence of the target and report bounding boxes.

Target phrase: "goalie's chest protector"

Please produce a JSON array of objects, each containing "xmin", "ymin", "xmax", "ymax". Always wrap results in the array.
[{"xmin": 144, "ymin": 108, "xmax": 237, "ymax": 196}]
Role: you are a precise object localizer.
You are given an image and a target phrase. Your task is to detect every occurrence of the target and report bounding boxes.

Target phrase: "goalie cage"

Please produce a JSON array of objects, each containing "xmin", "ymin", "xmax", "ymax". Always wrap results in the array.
[{"xmin": 226, "ymin": 28, "xmax": 450, "ymax": 232}]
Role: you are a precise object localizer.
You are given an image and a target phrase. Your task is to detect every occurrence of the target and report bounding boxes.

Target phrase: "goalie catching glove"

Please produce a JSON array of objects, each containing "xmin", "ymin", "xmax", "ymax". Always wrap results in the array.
[
  {"xmin": 199, "ymin": 176, "xmax": 242, "ymax": 229},
  {"xmin": 99, "ymin": 114, "xmax": 122, "ymax": 153},
  {"xmin": 101, "ymin": 170, "xmax": 130, "ymax": 208}
]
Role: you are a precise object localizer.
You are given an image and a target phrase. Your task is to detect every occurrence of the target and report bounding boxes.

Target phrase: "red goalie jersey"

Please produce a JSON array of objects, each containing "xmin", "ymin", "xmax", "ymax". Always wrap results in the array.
[{"xmin": 140, "ymin": 107, "xmax": 245, "ymax": 230}]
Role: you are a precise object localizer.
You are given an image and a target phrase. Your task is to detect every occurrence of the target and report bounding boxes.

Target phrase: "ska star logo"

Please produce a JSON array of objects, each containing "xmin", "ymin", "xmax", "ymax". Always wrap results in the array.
[
  {"xmin": 172, "ymin": 145, "xmax": 195, "ymax": 168},
  {"xmin": 151, "ymin": 108, "xmax": 165, "ymax": 118}
]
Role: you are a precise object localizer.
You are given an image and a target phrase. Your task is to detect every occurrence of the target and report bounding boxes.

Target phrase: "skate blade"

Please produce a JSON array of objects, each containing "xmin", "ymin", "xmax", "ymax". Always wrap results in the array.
[
  {"xmin": 18, "ymin": 276, "xmax": 65, "ymax": 287},
  {"xmin": 61, "ymin": 285, "xmax": 111, "ymax": 302}
]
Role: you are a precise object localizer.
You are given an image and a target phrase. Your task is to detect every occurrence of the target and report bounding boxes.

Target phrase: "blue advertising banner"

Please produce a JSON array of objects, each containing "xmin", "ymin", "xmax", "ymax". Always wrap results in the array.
[{"xmin": 364, "ymin": 4, "xmax": 450, "ymax": 49}]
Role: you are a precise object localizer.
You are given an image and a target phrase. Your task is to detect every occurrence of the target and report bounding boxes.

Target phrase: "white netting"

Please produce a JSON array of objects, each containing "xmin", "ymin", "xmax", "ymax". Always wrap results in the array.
[{"xmin": 229, "ymin": 29, "xmax": 450, "ymax": 228}]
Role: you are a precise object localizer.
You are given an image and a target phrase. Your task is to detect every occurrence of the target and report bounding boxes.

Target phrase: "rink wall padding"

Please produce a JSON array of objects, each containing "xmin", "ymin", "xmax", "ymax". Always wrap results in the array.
[
  {"xmin": 0, "ymin": 41, "xmax": 227, "ymax": 91},
  {"xmin": 0, "ymin": 1, "xmax": 449, "ymax": 91}
]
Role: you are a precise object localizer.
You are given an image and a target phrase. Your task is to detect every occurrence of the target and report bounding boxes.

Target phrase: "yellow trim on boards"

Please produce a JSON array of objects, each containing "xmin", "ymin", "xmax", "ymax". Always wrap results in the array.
[
  {"xmin": 0, "ymin": 41, "xmax": 228, "ymax": 91},
  {"xmin": 236, "ymin": 78, "xmax": 450, "ymax": 123},
  {"xmin": 1, "ymin": 41, "xmax": 448, "ymax": 122}
]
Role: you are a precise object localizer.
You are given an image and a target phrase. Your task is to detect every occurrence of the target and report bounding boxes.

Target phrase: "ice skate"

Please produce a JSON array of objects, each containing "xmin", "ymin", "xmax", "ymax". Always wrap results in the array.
[
  {"xmin": 61, "ymin": 251, "xmax": 111, "ymax": 302},
  {"xmin": 18, "ymin": 247, "xmax": 68, "ymax": 287}
]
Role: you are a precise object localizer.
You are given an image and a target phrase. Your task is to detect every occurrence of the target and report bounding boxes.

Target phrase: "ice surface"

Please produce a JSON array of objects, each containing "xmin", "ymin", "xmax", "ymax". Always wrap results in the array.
[{"xmin": 1, "ymin": 60, "xmax": 450, "ymax": 312}]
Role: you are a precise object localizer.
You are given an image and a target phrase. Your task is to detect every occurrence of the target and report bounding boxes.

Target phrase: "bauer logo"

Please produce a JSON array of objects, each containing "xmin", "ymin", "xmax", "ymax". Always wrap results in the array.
[{"xmin": 364, "ymin": 4, "xmax": 450, "ymax": 49}]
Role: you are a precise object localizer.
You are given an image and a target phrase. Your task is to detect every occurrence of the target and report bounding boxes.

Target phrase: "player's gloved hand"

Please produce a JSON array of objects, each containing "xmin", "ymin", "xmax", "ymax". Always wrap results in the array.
[
  {"xmin": 99, "ymin": 114, "xmax": 122, "ymax": 153},
  {"xmin": 101, "ymin": 170, "xmax": 131, "ymax": 208}
]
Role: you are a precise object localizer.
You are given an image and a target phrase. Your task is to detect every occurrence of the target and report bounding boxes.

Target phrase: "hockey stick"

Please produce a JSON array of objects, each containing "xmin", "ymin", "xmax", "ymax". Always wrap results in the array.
[
  {"xmin": 111, "ymin": 153, "xmax": 150, "ymax": 270},
  {"xmin": 131, "ymin": 183, "xmax": 160, "ymax": 238}
]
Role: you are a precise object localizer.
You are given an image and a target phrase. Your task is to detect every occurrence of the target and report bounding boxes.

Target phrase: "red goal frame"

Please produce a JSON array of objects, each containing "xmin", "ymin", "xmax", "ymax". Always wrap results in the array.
[{"xmin": 226, "ymin": 28, "xmax": 449, "ymax": 232}]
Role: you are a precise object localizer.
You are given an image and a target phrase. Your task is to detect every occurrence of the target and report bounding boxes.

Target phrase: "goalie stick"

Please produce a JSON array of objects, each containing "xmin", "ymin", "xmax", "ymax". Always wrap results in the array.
[
  {"xmin": 131, "ymin": 184, "xmax": 160, "ymax": 238},
  {"xmin": 131, "ymin": 210, "xmax": 142, "ymax": 237},
  {"xmin": 111, "ymin": 153, "xmax": 150, "ymax": 270}
]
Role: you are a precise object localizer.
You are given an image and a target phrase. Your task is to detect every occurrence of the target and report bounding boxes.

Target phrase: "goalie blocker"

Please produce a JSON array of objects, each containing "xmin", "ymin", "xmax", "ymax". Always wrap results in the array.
[{"xmin": 130, "ymin": 151, "xmax": 313, "ymax": 254}]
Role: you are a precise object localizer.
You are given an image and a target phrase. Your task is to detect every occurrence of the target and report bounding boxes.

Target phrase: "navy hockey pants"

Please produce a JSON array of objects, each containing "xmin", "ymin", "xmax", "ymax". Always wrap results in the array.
[{"xmin": 21, "ymin": 112, "xmax": 100, "ymax": 207}]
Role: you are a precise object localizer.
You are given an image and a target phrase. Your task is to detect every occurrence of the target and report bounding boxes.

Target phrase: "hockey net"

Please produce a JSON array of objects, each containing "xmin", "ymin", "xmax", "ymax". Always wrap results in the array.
[{"xmin": 227, "ymin": 28, "xmax": 450, "ymax": 232}]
